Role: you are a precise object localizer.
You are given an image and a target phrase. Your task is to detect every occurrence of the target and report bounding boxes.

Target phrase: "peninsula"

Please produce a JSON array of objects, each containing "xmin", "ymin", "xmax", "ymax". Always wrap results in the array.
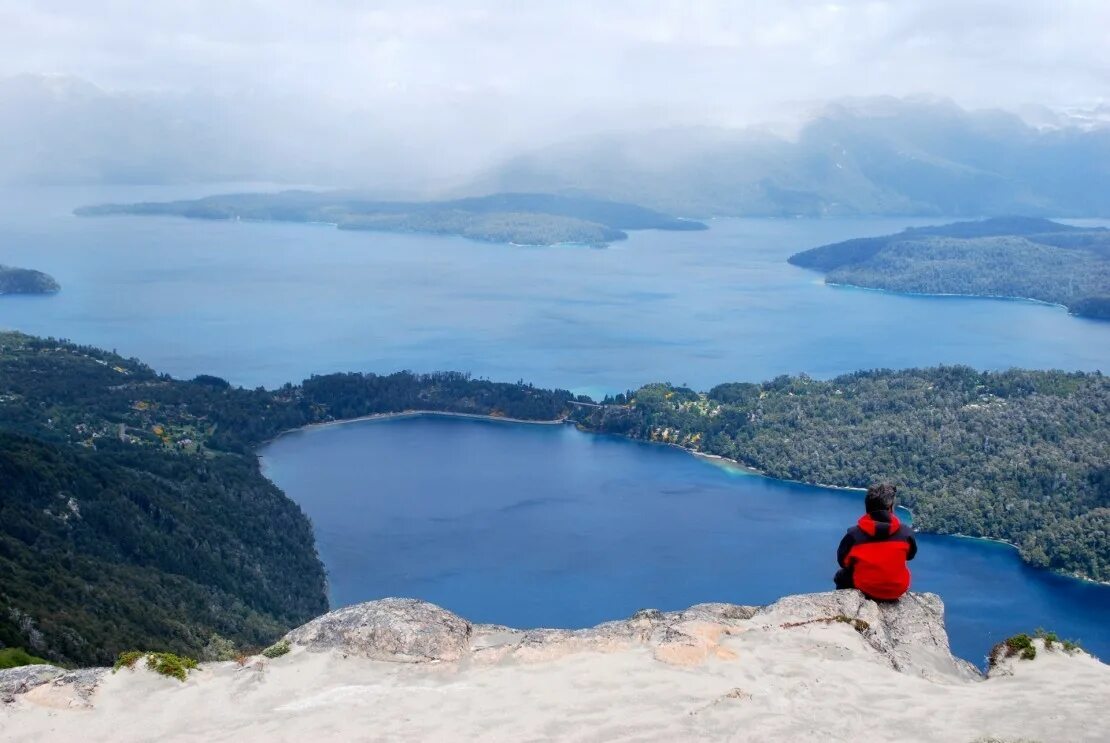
[
  {"xmin": 75, "ymin": 191, "xmax": 708, "ymax": 247},
  {"xmin": 788, "ymin": 216, "xmax": 1110, "ymax": 319},
  {"xmin": 0, "ymin": 266, "xmax": 59, "ymax": 295}
]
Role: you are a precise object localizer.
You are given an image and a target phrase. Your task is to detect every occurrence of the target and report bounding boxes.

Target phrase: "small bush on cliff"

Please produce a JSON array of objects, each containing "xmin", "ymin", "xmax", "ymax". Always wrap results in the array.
[
  {"xmin": 261, "ymin": 639, "xmax": 291, "ymax": 659},
  {"xmin": 1006, "ymin": 634, "xmax": 1037, "ymax": 660},
  {"xmin": 990, "ymin": 634, "xmax": 1036, "ymax": 666},
  {"xmin": 112, "ymin": 651, "xmax": 198, "ymax": 681},
  {"xmin": 113, "ymin": 650, "xmax": 145, "ymax": 672}
]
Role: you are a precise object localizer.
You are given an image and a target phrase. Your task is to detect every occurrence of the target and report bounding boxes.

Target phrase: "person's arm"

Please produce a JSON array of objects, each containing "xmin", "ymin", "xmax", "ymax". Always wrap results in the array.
[
  {"xmin": 837, "ymin": 532, "xmax": 855, "ymax": 567},
  {"xmin": 906, "ymin": 532, "xmax": 918, "ymax": 561}
]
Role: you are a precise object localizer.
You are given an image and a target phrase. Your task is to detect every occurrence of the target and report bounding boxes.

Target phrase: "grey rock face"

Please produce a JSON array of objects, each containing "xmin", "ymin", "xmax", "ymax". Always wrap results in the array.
[
  {"xmin": 282, "ymin": 592, "xmax": 973, "ymax": 678},
  {"xmin": 285, "ymin": 597, "xmax": 473, "ymax": 662},
  {"xmin": 0, "ymin": 664, "xmax": 65, "ymax": 703},
  {"xmin": 755, "ymin": 590, "xmax": 981, "ymax": 681},
  {"xmin": 48, "ymin": 668, "xmax": 109, "ymax": 707}
]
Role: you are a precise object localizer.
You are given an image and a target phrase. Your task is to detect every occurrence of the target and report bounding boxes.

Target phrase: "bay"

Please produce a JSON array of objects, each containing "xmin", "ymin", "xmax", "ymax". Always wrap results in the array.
[{"xmin": 260, "ymin": 415, "xmax": 1110, "ymax": 666}]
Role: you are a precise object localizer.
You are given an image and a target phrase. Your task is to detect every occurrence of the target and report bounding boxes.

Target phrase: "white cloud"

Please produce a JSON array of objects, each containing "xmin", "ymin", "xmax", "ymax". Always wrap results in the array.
[{"xmin": 0, "ymin": 0, "xmax": 1105, "ymax": 186}]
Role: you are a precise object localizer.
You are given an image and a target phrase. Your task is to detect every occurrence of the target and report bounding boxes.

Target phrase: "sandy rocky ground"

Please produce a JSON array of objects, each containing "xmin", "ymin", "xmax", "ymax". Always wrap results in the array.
[{"xmin": 1, "ymin": 590, "xmax": 1106, "ymax": 742}]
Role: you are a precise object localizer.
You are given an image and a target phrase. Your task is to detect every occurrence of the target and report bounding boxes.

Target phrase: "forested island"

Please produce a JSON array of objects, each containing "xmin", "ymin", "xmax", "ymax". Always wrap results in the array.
[
  {"xmin": 75, "ymin": 191, "xmax": 707, "ymax": 247},
  {"xmin": 2, "ymin": 332, "xmax": 1106, "ymax": 668},
  {"xmin": 788, "ymin": 217, "xmax": 1110, "ymax": 319},
  {"xmin": 0, "ymin": 265, "xmax": 59, "ymax": 294}
]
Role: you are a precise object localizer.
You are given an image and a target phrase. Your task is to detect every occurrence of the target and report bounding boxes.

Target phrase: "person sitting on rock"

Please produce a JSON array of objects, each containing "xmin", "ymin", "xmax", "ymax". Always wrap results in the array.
[{"xmin": 834, "ymin": 483, "xmax": 917, "ymax": 600}]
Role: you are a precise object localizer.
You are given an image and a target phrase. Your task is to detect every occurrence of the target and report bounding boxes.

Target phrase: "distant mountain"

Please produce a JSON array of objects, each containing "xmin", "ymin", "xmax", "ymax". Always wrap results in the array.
[
  {"xmin": 471, "ymin": 98, "xmax": 1110, "ymax": 217},
  {"xmin": 0, "ymin": 266, "xmax": 59, "ymax": 294},
  {"xmin": 788, "ymin": 217, "xmax": 1110, "ymax": 319},
  {"xmin": 76, "ymin": 191, "xmax": 707, "ymax": 246}
]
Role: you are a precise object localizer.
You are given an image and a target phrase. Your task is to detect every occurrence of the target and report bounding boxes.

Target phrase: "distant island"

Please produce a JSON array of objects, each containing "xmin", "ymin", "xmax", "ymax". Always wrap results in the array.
[
  {"xmin": 788, "ymin": 217, "xmax": 1110, "ymax": 319},
  {"xmin": 75, "ymin": 191, "xmax": 708, "ymax": 247},
  {"xmin": 0, "ymin": 265, "xmax": 59, "ymax": 295}
]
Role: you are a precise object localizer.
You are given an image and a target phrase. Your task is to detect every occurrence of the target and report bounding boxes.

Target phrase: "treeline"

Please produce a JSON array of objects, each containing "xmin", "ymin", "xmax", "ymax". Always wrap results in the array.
[
  {"xmin": 580, "ymin": 367, "xmax": 1110, "ymax": 581},
  {"xmin": 0, "ymin": 333, "xmax": 578, "ymax": 666}
]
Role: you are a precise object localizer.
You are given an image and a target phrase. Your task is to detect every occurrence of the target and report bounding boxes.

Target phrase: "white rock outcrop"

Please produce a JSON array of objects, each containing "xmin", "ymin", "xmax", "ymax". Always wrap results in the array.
[{"xmin": 1, "ymin": 590, "xmax": 1106, "ymax": 742}]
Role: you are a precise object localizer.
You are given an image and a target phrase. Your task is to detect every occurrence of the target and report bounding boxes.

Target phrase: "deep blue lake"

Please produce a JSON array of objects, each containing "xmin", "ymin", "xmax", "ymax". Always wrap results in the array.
[
  {"xmin": 2, "ymin": 185, "xmax": 1108, "ymax": 665},
  {"xmin": 260, "ymin": 415, "xmax": 1109, "ymax": 665}
]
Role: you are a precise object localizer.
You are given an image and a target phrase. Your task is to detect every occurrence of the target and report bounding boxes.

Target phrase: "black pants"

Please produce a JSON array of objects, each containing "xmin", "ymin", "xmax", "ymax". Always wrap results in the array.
[{"xmin": 834, "ymin": 567, "xmax": 854, "ymax": 590}]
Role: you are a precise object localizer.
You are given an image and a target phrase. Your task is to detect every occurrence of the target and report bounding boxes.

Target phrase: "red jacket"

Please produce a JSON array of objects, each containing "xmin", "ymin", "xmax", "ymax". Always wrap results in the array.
[{"xmin": 837, "ymin": 510, "xmax": 917, "ymax": 600}]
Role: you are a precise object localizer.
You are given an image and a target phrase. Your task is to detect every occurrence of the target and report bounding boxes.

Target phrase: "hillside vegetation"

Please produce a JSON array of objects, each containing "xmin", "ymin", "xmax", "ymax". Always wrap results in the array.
[
  {"xmin": 580, "ymin": 367, "xmax": 1110, "ymax": 581},
  {"xmin": 75, "ymin": 191, "xmax": 706, "ymax": 247},
  {"xmin": 0, "ymin": 333, "xmax": 578, "ymax": 666},
  {"xmin": 788, "ymin": 217, "xmax": 1110, "ymax": 319}
]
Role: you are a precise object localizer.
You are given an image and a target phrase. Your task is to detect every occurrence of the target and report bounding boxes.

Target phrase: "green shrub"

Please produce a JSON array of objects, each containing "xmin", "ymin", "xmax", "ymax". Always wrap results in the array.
[
  {"xmin": 1062, "ymin": 639, "xmax": 1082, "ymax": 654},
  {"xmin": 1004, "ymin": 634, "xmax": 1036, "ymax": 661},
  {"xmin": 145, "ymin": 652, "xmax": 198, "ymax": 681},
  {"xmin": 1034, "ymin": 628, "xmax": 1059, "ymax": 650},
  {"xmin": 0, "ymin": 647, "xmax": 50, "ymax": 669},
  {"xmin": 261, "ymin": 639, "xmax": 291, "ymax": 659},
  {"xmin": 113, "ymin": 650, "xmax": 145, "ymax": 672},
  {"xmin": 112, "ymin": 650, "xmax": 198, "ymax": 682}
]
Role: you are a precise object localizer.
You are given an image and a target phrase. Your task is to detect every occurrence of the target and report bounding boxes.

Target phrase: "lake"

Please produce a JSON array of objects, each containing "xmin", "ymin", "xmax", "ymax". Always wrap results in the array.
[
  {"xmin": 260, "ymin": 414, "xmax": 1110, "ymax": 665},
  {"xmin": 3, "ymin": 185, "xmax": 1108, "ymax": 664},
  {"xmin": 1, "ymin": 185, "xmax": 1108, "ymax": 397}
]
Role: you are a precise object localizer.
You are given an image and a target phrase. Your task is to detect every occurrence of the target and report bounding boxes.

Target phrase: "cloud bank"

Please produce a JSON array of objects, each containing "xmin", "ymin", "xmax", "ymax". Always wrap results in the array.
[{"xmin": 0, "ymin": 1, "xmax": 1106, "ymax": 187}]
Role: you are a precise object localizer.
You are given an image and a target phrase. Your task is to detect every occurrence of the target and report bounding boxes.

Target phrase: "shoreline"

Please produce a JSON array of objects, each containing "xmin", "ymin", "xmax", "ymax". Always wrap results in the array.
[
  {"xmin": 255, "ymin": 411, "xmax": 1108, "ymax": 588},
  {"xmin": 259, "ymin": 409, "xmax": 567, "ymax": 447},
  {"xmin": 826, "ymin": 281, "xmax": 1071, "ymax": 311}
]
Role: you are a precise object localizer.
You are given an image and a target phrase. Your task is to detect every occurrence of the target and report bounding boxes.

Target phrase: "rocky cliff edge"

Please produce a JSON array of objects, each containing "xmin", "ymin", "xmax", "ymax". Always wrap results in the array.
[{"xmin": 2, "ymin": 591, "xmax": 1106, "ymax": 742}]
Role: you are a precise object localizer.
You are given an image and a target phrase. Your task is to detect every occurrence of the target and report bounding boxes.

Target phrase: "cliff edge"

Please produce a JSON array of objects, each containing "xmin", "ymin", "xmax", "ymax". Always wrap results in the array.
[{"xmin": 2, "ymin": 591, "xmax": 1106, "ymax": 742}]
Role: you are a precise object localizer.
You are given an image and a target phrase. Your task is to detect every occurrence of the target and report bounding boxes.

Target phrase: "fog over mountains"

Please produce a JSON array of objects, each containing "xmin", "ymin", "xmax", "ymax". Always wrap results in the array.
[
  {"xmin": 475, "ymin": 98, "xmax": 1110, "ymax": 217},
  {"xmin": 2, "ymin": 73, "xmax": 1108, "ymax": 217}
]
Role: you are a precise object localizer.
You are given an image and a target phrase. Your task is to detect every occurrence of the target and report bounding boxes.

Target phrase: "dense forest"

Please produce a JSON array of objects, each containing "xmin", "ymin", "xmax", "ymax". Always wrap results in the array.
[
  {"xmin": 578, "ymin": 367, "xmax": 1109, "ymax": 581},
  {"xmin": 788, "ymin": 217, "xmax": 1110, "ymax": 319},
  {"xmin": 0, "ymin": 265, "xmax": 59, "ymax": 294},
  {"xmin": 0, "ymin": 332, "xmax": 578, "ymax": 666},
  {"xmin": 75, "ymin": 191, "xmax": 706, "ymax": 247}
]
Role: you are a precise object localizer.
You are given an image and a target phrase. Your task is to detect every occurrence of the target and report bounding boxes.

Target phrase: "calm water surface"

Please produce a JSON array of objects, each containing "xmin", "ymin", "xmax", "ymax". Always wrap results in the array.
[
  {"xmin": 4, "ymin": 185, "xmax": 1108, "ymax": 663},
  {"xmin": 1, "ymin": 185, "xmax": 1107, "ymax": 395},
  {"xmin": 260, "ymin": 415, "xmax": 1110, "ymax": 665}
]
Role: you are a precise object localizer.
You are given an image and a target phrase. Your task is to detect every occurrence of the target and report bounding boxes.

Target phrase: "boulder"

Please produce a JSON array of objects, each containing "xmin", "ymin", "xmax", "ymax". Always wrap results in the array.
[
  {"xmin": 754, "ymin": 590, "xmax": 981, "ymax": 681},
  {"xmin": 284, "ymin": 598, "xmax": 472, "ymax": 662}
]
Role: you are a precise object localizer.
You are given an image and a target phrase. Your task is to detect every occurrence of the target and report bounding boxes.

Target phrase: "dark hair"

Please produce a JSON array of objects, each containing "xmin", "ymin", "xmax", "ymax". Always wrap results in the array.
[{"xmin": 865, "ymin": 483, "xmax": 897, "ymax": 513}]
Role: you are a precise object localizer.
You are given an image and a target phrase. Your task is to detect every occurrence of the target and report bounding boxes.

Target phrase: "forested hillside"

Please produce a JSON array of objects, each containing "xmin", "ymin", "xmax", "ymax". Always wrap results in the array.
[
  {"xmin": 579, "ymin": 367, "xmax": 1110, "ymax": 581},
  {"xmin": 788, "ymin": 217, "xmax": 1110, "ymax": 318},
  {"xmin": 0, "ymin": 333, "xmax": 578, "ymax": 665}
]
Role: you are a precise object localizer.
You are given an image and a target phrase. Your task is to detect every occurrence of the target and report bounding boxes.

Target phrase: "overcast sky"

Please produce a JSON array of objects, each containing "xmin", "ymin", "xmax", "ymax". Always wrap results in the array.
[
  {"xmin": 1, "ymin": 1, "xmax": 1106, "ymax": 185},
  {"xmin": 4, "ymin": 1, "xmax": 1107, "ymax": 114}
]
